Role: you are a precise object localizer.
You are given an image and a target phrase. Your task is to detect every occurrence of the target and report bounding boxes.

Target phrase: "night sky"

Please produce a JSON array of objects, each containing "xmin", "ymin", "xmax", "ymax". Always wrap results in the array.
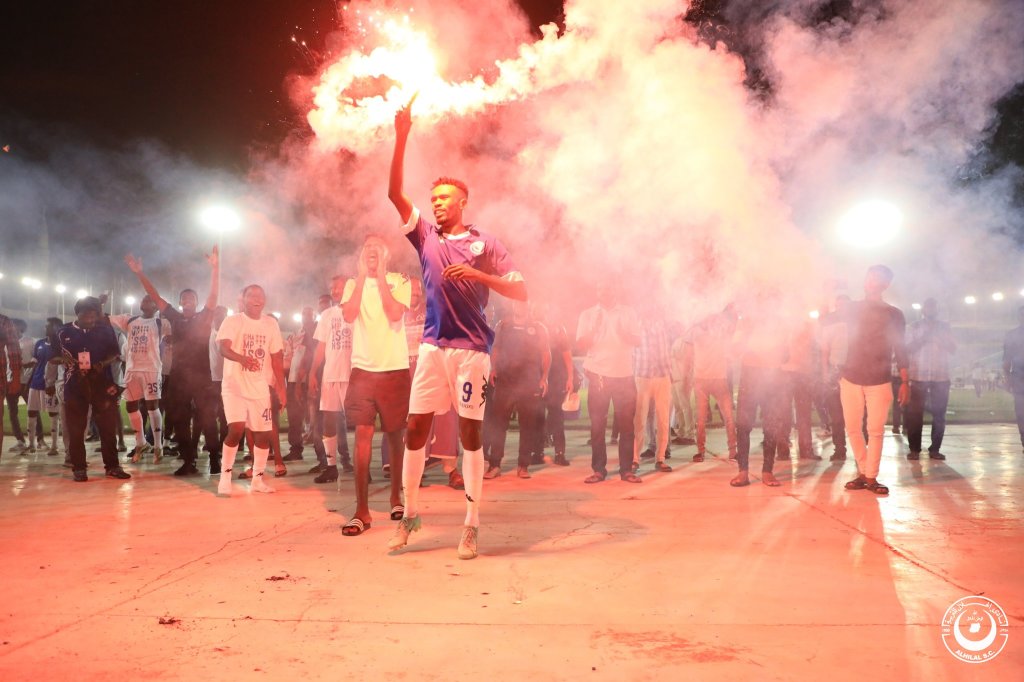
[{"xmin": 0, "ymin": 0, "xmax": 565, "ymax": 171}]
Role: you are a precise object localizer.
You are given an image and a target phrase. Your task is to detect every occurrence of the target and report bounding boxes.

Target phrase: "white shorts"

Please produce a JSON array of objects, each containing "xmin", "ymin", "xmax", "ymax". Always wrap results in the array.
[
  {"xmin": 223, "ymin": 392, "xmax": 273, "ymax": 432},
  {"xmin": 409, "ymin": 344, "xmax": 491, "ymax": 421},
  {"xmin": 123, "ymin": 371, "xmax": 162, "ymax": 402},
  {"xmin": 319, "ymin": 381, "xmax": 349, "ymax": 412},
  {"xmin": 27, "ymin": 388, "xmax": 58, "ymax": 413}
]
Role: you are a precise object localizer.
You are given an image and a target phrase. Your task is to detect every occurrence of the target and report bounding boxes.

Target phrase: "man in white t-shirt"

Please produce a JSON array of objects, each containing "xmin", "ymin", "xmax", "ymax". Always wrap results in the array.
[
  {"xmin": 109, "ymin": 294, "xmax": 170, "ymax": 463},
  {"xmin": 215, "ymin": 285, "xmax": 286, "ymax": 495},
  {"xmin": 576, "ymin": 286, "xmax": 641, "ymax": 483},
  {"xmin": 338, "ymin": 236, "xmax": 411, "ymax": 536},
  {"xmin": 308, "ymin": 275, "xmax": 354, "ymax": 484}
]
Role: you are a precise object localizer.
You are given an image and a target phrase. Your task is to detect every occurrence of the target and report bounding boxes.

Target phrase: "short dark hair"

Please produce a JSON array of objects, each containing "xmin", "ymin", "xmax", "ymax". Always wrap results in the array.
[
  {"xmin": 74, "ymin": 296, "xmax": 102, "ymax": 315},
  {"xmin": 46, "ymin": 317, "xmax": 63, "ymax": 327},
  {"xmin": 179, "ymin": 288, "xmax": 198, "ymax": 300},
  {"xmin": 241, "ymin": 284, "xmax": 264, "ymax": 297},
  {"xmin": 867, "ymin": 264, "xmax": 894, "ymax": 284},
  {"xmin": 431, "ymin": 176, "xmax": 469, "ymax": 198},
  {"xmin": 12, "ymin": 318, "xmax": 27, "ymax": 332}
]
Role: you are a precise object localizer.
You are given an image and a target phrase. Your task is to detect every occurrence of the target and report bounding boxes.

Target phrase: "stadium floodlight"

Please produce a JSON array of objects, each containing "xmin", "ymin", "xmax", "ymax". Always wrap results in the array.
[{"xmin": 837, "ymin": 200, "xmax": 903, "ymax": 248}]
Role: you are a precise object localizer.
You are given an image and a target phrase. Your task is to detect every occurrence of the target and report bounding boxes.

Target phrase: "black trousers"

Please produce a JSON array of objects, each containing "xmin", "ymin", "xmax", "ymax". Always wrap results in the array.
[
  {"xmin": 586, "ymin": 372, "xmax": 635, "ymax": 477},
  {"xmin": 782, "ymin": 371, "xmax": 813, "ymax": 457},
  {"xmin": 890, "ymin": 377, "xmax": 907, "ymax": 429},
  {"xmin": 735, "ymin": 366, "xmax": 786, "ymax": 473},
  {"xmin": 6, "ymin": 392, "xmax": 24, "ymax": 441},
  {"xmin": 540, "ymin": 385, "xmax": 567, "ymax": 456},
  {"xmin": 905, "ymin": 380, "xmax": 951, "ymax": 453},
  {"xmin": 286, "ymin": 381, "xmax": 306, "ymax": 455},
  {"xmin": 165, "ymin": 370, "xmax": 219, "ymax": 464},
  {"xmin": 825, "ymin": 376, "xmax": 847, "ymax": 457},
  {"xmin": 66, "ymin": 393, "xmax": 120, "ymax": 471},
  {"xmin": 484, "ymin": 382, "xmax": 544, "ymax": 468}
]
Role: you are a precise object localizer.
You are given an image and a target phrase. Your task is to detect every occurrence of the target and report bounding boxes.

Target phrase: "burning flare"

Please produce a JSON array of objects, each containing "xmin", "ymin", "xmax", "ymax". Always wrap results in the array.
[{"xmin": 307, "ymin": 12, "xmax": 597, "ymax": 153}]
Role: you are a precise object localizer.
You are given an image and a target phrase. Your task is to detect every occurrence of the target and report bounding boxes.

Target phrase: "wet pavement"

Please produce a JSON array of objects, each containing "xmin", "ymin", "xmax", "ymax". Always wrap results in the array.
[{"xmin": 0, "ymin": 424, "xmax": 1021, "ymax": 680}]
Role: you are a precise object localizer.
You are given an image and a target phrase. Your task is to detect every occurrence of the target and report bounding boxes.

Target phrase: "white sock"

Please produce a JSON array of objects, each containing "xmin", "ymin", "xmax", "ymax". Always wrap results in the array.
[
  {"xmin": 323, "ymin": 436, "xmax": 337, "ymax": 466},
  {"xmin": 462, "ymin": 448, "xmax": 484, "ymax": 527},
  {"xmin": 27, "ymin": 416, "xmax": 37, "ymax": 448},
  {"xmin": 128, "ymin": 411, "xmax": 145, "ymax": 450},
  {"xmin": 253, "ymin": 446, "xmax": 270, "ymax": 477},
  {"xmin": 222, "ymin": 443, "xmax": 239, "ymax": 473},
  {"xmin": 148, "ymin": 409, "xmax": 163, "ymax": 448},
  {"xmin": 402, "ymin": 446, "xmax": 426, "ymax": 517}
]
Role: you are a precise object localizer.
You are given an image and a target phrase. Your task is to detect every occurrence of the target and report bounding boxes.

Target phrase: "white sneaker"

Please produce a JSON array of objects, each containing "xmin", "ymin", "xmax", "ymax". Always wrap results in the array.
[
  {"xmin": 457, "ymin": 526, "xmax": 479, "ymax": 560},
  {"xmin": 250, "ymin": 473, "xmax": 275, "ymax": 493},
  {"xmin": 217, "ymin": 472, "xmax": 233, "ymax": 496},
  {"xmin": 153, "ymin": 446, "xmax": 163, "ymax": 464},
  {"xmin": 8, "ymin": 441, "xmax": 26, "ymax": 453},
  {"xmin": 130, "ymin": 448, "xmax": 142, "ymax": 464},
  {"xmin": 38, "ymin": 437, "xmax": 49, "ymax": 449}
]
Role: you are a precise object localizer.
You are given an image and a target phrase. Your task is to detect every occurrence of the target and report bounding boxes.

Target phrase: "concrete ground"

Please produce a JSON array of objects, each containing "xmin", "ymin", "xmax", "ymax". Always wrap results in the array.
[{"xmin": 0, "ymin": 424, "xmax": 1021, "ymax": 681}]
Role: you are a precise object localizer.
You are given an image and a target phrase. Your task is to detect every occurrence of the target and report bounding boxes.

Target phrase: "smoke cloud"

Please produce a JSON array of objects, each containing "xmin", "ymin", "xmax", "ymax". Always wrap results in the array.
[{"xmin": 3, "ymin": 0, "xmax": 1023, "ymax": 328}]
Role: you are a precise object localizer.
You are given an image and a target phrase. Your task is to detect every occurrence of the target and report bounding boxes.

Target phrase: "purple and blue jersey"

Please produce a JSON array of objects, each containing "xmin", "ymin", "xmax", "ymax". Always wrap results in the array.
[
  {"xmin": 30, "ymin": 338, "xmax": 54, "ymax": 390},
  {"xmin": 404, "ymin": 207, "xmax": 522, "ymax": 353}
]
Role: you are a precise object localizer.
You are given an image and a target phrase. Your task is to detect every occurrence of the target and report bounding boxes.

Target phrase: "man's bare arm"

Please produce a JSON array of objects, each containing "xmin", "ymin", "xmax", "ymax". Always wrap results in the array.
[
  {"xmin": 377, "ymin": 273, "xmax": 407, "ymax": 322},
  {"xmin": 388, "ymin": 96, "xmax": 416, "ymax": 224},
  {"xmin": 204, "ymin": 246, "xmax": 220, "ymax": 311},
  {"xmin": 342, "ymin": 277, "xmax": 365, "ymax": 324},
  {"xmin": 124, "ymin": 254, "xmax": 170, "ymax": 312},
  {"xmin": 271, "ymin": 351, "xmax": 287, "ymax": 408},
  {"xmin": 440, "ymin": 265, "xmax": 527, "ymax": 301}
]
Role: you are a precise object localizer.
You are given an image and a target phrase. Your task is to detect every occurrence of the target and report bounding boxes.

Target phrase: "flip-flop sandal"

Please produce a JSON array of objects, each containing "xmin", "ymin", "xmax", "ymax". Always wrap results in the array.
[
  {"xmin": 865, "ymin": 481, "xmax": 889, "ymax": 495},
  {"xmin": 584, "ymin": 473, "xmax": 606, "ymax": 484},
  {"xmin": 390, "ymin": 505, "xmax": 405, "ymax": 521},
  {"xmin": 763, "ymin": 477, "xmax": 781, "ymax": 487},
  {"xmin": 730, "ymin": 476, "xmax": 750, "ymax": 487},
  {"xmin": 239, "ymin": 469, "xmax": 253, "ymax": 480},
  {"xmin": 845, "ymin": 477, "xmax": 868, "ymax": 490},
  {"xmin": 275, "ymin": 466, "xmax": 287, "ymax": 477},
  {"xmin": 342, "ymin": 518, "xmax": 370, "ymax": 536}
]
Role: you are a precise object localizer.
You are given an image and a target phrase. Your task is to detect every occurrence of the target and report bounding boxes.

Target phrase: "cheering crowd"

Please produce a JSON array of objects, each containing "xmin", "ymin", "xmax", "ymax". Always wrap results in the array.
[{"xmin": 3, "ymin": 104, "xmax": 1024, "ymax": 560}]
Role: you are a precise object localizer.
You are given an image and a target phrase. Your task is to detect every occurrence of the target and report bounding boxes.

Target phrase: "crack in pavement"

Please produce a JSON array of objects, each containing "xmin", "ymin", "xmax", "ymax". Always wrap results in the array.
[{"xmin": 781, "ymin": 489, "xmax": 1024, "ymax": 623}]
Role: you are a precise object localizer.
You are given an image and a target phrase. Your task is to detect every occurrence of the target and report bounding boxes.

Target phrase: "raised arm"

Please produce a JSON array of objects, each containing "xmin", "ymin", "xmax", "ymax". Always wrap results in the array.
[
  {"xmin": 388, "ymin": 95, "xmax": 416, "ymax": 224},
  {"xmin": 204, "ymin": 246, "xmax": 220, "ymax": 311},
  {"xmin": 124, "ymin": 254, "xmax": 170, "ymax": 312}
]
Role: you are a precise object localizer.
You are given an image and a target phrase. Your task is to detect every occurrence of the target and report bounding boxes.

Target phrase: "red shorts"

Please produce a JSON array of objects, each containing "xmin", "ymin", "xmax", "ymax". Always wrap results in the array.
[{"xmin": 344, "ymin": 368, "xmax": 411, "ymax": 433}]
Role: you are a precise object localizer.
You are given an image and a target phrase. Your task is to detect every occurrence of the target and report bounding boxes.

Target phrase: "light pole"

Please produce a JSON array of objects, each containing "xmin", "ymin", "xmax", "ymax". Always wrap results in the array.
[
  {"xmin": 55, "ymin": 284, "xmax": 67, "ymax": 320},
  {"xmin": 198, "ymin": 204, "xmax": 241, "ymax": 292},
  {"xmin": 21, "ymin": 277, "xmax": 42, "ymax": 315}
]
